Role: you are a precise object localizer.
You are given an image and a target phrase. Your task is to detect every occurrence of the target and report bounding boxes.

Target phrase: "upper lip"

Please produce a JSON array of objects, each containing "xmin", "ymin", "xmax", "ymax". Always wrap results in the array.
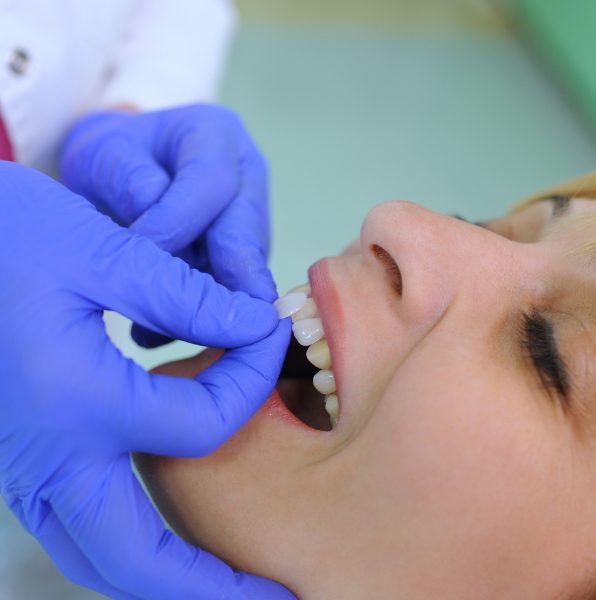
[{"xmin": 308, "ymin": 258, "xmax": 346, "ymax": 418}]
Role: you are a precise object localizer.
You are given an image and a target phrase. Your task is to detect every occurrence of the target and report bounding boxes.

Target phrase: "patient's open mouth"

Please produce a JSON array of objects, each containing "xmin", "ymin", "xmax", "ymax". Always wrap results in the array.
[
  {"xmin": 277, "ymin": 336, "xmax": 331, "ymax": 431},
  {"xmin": 275, "ymin": 284, "xmax": 338, "ymax": 432}
]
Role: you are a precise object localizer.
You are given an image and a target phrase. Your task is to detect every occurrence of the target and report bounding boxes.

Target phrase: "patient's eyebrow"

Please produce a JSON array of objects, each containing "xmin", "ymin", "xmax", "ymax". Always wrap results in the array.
[{"xmin": 550, "ymin": 195, "xmax": 571, "ymax": 219}]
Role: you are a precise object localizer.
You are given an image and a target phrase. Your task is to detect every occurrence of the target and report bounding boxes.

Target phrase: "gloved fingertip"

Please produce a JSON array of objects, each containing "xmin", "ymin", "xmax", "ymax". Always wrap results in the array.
[
  {"xmin": 207, "ymin": 236, "xmax": 277, "ymax": 300},
  {"xmin": 130, "ymin": 323, "xmax": 173, "ymax": 349},
  {"xmin": 251, "ymin": 267, "xmax": 279, "ymax": 303},
  {"xmin": 231, "ymin": 294, "xmax": 280, "ymax": 341},
  {"xmin": 229, "ymin": 268, "xmax": 278, "ymax": 304},
  {"xmin": 257, "ymin": 285, "xmax": 279, "ymax": 304}
]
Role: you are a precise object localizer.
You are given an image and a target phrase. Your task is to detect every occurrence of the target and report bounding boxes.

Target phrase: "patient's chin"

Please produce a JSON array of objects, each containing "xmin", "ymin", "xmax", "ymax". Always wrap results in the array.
[
  {"xmin": 136, "ymin": 350, "xmax": 236, "ymax": 550},
  {"xmin": 133, "ymin": 348, "xmax": 286, "ymax": 577},
  {"xmin": 134, "ymin": 432, "xmax": 286, "ymax": 579}
]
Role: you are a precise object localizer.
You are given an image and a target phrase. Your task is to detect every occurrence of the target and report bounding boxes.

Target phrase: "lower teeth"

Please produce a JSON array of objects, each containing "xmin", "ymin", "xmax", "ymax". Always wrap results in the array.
[
  {"xmin": 313, "ymin": 370, "xmax": 336, "ymax": 395},
  {"xmin": 325, "ymin": 395, "xmax": 339, "ymax": 428}
]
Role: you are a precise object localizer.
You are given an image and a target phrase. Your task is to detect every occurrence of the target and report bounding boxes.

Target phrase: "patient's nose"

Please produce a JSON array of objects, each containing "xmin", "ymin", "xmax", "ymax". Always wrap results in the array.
[{"xmin": 359, "ymin": 200, "xmax": 517, "ymax": 327}]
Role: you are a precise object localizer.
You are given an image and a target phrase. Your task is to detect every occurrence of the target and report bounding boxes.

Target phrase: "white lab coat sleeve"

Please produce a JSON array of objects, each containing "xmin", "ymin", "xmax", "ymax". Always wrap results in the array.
[
  {"xmin": 0, "ymin": 1, "xmax": 137, "ymax": 172},
  {"xmin": 98, "ymin": 0, "xmax": 238, "ymax": 110}
]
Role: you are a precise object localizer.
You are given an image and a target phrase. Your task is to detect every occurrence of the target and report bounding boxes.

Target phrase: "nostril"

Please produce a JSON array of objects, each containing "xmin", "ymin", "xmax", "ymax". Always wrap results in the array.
[{"xmin": 371, "ymin": 244, "xmax": 402, "ymax": 296}]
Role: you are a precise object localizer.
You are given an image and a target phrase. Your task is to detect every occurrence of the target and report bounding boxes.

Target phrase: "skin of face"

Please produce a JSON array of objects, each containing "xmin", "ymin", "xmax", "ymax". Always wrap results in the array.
[{"xmin": 135, "ymin": 197, "xmax": 596, "ymax": 600}]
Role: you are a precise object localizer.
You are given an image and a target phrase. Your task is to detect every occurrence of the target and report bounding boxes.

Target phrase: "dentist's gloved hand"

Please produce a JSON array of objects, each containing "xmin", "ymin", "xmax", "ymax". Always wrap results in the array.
[
  {"xmin": 0, "ymin": 162, "xmax": 294, "ymax": 600},
  {"xmin": 60, "ymin": 104, "xmax": 273, "ymax": 349}
]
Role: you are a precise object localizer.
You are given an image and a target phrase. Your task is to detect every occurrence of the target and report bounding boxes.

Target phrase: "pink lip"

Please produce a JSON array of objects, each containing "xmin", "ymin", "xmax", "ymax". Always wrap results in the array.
[
  {"xmin": 262, "ymin": 388, "xmax": 316, "ymax": 431},
  {"xmin": 263, "ymin": 257, "xmax": 347, "ymax": 433},
  {"xmin": 308, "ymin": 258, "xmax": 346, "ymax": 420}
]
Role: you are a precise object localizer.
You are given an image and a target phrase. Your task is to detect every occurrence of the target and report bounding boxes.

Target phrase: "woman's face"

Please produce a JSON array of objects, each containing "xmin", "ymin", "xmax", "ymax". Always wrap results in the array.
[{"xmin": 137, "ymin": 196, "xmax": 596, "ymax": 600}]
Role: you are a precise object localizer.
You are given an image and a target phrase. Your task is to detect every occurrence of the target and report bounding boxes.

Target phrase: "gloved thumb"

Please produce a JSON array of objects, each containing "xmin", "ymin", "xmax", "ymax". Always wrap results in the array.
[{"xmin": 98, "ymin": 317, "xmax": 291, "ymax": 457}]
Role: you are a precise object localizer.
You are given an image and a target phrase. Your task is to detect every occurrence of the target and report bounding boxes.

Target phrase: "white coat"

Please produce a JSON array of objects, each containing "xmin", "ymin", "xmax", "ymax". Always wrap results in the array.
[{"xmin": 0, "ymin": 0, "xmax": 236, "ymax": 173}]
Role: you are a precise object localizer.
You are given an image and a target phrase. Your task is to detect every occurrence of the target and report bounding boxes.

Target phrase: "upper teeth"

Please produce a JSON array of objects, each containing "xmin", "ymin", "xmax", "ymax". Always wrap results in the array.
[
  {"xmin": 313, "ymin": 369, "xmax": 336, "ymax": 395},
  {"xmin": 277, "ymin": 284, "xmax": 339, "ymax": 428},
  {"xmin": 306, "ymin": 339, "xmax": 331, "ymax": 370},
  {"xmin": 292, "ymin": 318, "xmax": 324, "ymax": 346},
  {"xmin": 291, "ymin": 297, "xmax": 317, "ymax": 321},
  {"xmin": 274, "ymin": 292, "xmax": 307, "ymax": 319},
  {"xmin": 325, "ymin": 394, "xmax": 339, "ymax": 428}
]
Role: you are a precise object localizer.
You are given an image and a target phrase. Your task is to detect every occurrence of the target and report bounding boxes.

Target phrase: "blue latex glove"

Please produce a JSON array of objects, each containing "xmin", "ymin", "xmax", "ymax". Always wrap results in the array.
[
  {"xmin": 0, "ymin": 161, "xmax": 294, "ymax": 600},
  {"xmin": 60, "ymin": 104, "xmax": 275, "ymax": 349}
]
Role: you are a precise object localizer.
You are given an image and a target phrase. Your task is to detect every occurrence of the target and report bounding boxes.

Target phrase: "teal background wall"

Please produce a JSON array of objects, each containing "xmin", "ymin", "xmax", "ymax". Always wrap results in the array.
[{"xmin": 507, "ymin": 0, "xmax": 596, "ymax": 136}]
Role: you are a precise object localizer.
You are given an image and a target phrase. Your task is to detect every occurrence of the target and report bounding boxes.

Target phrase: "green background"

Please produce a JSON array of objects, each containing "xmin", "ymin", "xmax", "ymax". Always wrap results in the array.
[{"xmin": 507, "ymin": 0, "xmax": 596, "ymax": 136}]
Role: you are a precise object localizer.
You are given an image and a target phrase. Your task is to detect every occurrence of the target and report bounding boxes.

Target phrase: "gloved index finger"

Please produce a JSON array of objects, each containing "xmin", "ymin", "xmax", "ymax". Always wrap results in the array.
[{"xmin": 206, "ymin": 145, "xmax": 277, "ymax": 302}]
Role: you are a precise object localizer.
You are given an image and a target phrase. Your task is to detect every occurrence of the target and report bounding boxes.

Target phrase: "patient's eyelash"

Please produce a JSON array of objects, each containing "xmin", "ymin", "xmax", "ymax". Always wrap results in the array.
[
  {"xmin": 450, "ymin": 214, "xmax": 487, "ymax": 228},
  {"xmin": 520, "ymin": 312, "xmax": 570, "ymax": 406}
]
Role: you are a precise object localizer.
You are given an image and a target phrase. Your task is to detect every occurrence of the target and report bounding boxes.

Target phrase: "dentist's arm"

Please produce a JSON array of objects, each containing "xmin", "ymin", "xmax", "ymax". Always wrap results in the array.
[{"xmin": 0, "ymin": 162, "xmax": 293, "ymax": 599}]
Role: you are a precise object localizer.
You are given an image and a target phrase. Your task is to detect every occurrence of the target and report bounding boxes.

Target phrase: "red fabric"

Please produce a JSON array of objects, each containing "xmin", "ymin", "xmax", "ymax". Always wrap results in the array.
[{"xmin": 0, "ymin": 112, "xmax": 14, "ymax": 161}]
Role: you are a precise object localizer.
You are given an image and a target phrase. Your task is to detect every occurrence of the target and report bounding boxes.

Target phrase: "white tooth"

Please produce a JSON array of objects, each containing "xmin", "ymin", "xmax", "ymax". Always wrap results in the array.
[
  {"xmin": 288, "ymin": 283, "xmax": 311, "ymax": 296},
  {"xmin": 325, "ymin": 394, "xmax": 339, "ymax": 417},
  {"xmin": 274, "ymin": 292, "xmax": 307, "ymax": 319},
  {"xmin": 291, "ymin": 297, "xmax": 318, "ymax": 322},
  {"xmin": 325, "ymin": 394, "xmax": 339, "ymax": 427},
  {"xmin": 292, "ymin": 318, "xmax": 324, "ymax": 346},
  {"xmin": 313, "ymin": 370, "xmax": 336, "ymax": 395},
  {"xmin": 306, "ymin": 338, "xmax": 331, "ymax": 370}
]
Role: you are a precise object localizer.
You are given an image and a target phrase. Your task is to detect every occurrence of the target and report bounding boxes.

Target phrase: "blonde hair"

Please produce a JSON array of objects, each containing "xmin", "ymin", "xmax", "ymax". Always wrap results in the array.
[
  {"xmin": 520, "ymin": 174, "xmax": 596, "ymax": 600},
  {"xmin": 510, "ymin": 172, "xmax": 596, "ymax": 214}
]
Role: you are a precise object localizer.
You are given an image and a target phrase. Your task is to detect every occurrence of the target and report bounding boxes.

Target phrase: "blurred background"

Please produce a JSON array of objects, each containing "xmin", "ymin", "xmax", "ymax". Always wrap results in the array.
[{"xmin": 2, "ymin": 0, "xmax": 596, "ymax": 597}]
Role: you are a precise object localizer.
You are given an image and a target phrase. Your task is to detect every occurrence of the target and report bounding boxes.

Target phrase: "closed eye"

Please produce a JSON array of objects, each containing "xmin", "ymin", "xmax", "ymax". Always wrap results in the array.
[{"xmin": 520, "ymin": 312, "xmax": 570, "ymax": 407}]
